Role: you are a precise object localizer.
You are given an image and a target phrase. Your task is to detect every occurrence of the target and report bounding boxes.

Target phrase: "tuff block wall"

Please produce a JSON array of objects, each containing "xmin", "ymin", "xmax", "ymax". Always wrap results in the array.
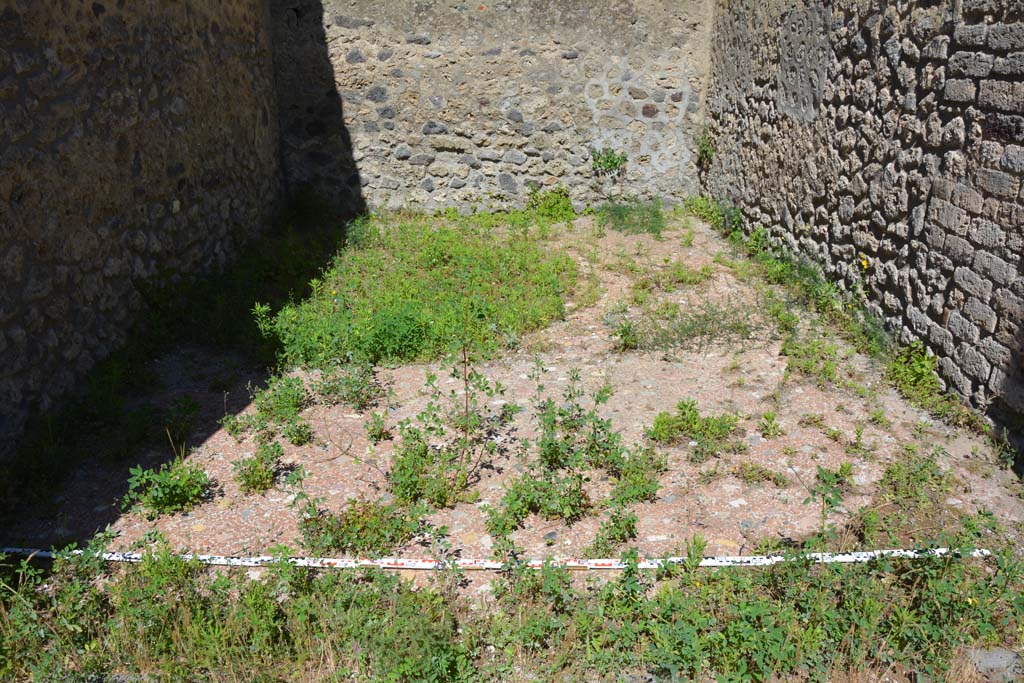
[
  {"xmin": 290, "ymin": 0, "xmax": 714, "ymax": 211},
  {"xmin": 0, "ymin": 1, "xmax": 281, "ymax": 449},
  {"xmin": 706, "ymin": 0, "xmax": 1024, "ymax": 417}
]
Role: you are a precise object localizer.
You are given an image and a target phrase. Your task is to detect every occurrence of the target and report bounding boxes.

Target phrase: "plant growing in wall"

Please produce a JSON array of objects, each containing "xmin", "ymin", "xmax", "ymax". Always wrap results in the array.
[
  {"xmin": 696, "ymin": 127, "xmax": 715, "ymax": 169},
  {"xmin": 591, "ymin": 147, "xmax": 628, "ymax": 179},
  {"xmin": 591, "ymin": 147, "xmax": 628, "ymax": 202}
]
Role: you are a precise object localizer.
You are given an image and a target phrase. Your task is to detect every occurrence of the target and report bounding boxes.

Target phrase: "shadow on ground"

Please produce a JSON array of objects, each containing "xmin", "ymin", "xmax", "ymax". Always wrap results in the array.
[{"xmin": 1, "ymin": 0, "xmax": 363, "ymax": 549}]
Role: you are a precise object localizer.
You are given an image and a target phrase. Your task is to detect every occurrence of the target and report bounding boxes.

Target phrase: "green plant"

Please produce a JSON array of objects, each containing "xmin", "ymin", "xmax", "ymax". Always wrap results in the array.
[
  {"xmin": 647, "ymin": 399, "xmax": 743, "ymax": 463},
  {"xmin": 617, "ymin": 299, "xmax": 760, "ymax": 353},
  {"xmin": 887, "ymin": 342, "xmax": 983, "ymax": 430},
  {"xmin": 867, "ymin": 407, "xmax": 890, "ymax": 428},
  {"xmin": 526, "ymin": 186, "xmax": 577, "ymax": 224},
  {"xmin": 733, "ymin": 462, "xmax": 788, "ymax": 488},
  {"xmin": 696, "ymin": 128, "xmax": 715, "ymax": 167},
  {"xmin": 122, "ymin": 456, "xmax": 211, "ymax": 519},
  {"xmin": 233, "ymin": 442, "xmax": 284, "ymax": 494},
  {"xmin": 781, "ymin": 335, "xmax": 841, "ymax": 387},
  {"xmin": 845, "ymin": 425, "xmax": 876, "ymax": 458},
  {"xmin": 314, "ymin": 360, "xmax": 381, "ymax": 410},
  {"xmin": 803, "ymin": 464, "xmax": 852, "ymax": 542},
  {"xmin": 596, "ymin": 199, "xmax": 666, "ymax": 237},
  {"xmin": 297, "ymin": 499, "xmax": 424, "ymax": 556},
  {"xmin": 584, "ymin": 507, "xmax": 638, "ymax": 558},
  {"xmin": 591, "ymin": 147, "xmax": 628, "ymax": 177},
  {"xmin": 758, "ymin": 411, "xmax": 784, "ymax": 438},
  {"xmin": 366, "ymin": 411, "xmax": 392, "ymax": 443},
  {"xmin": 666, "ymin": 261, "xmax": 713, "ymax": 287},
  {"xmin": 258, "ymin": 214, "xmax": 577, "ymax": 367},
  {"xmin": 613, "ymin": 319, "xmax": 640, "ymax": 351}
]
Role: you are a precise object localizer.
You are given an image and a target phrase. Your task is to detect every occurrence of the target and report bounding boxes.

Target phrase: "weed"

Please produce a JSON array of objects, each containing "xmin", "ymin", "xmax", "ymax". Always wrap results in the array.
[
  {"xmin": 759, "ymin": 411, "xmax": 784, "ymax": 438},
  {"xmin": 596, "ymin": 199, "xmax": 666, "ymax": 237},
  {"xmin": 122, "ymin": 456, "xmax": 211, "ymax": 519},
  {"xmin": 666, "ymin": 261, "xmax": 713, "ymax": 287},
  {"xmin": 781, "ymin": 335, "xmax": 841, "ymax": 387},
  {"xmin": 591, "ymin": 147, "xmax": 628, "ymax": 177},
  {"xmin": 233, "ymin": 442, "xmax": 284, "ymax": 494},
  {"xmin": 879, "ymin": 446, "xmax": 951, "ymax": 507},
  {"xmin": 734, "ymin": 462, "xmax": 788, "ymax": 487},
  {"xmin": 366, "ymin": 411, "xmax": 392, "ymax": 443},
  {"xmin": 259, "ymin": 214, "xmax": 577, "ymax": 367},
  {"xmin": 648, "ymin": 399, "xmax": 744, "ymax": 463},
  {"xmin": 615, "ymin": 299, "xmax": 760, "ymax": 353},
  {"xmin": 799, "ymin": 413, "xmax": 825, "ymax": 428},
  {"xmin": 803, "ymin": 463, "xmax": 853, "ymax": 540},
  {"xmin": 613, "ymin": 319, "xmax": 640, "ymax": 352},
  {"xmin": 696, "ymin": 127, "xmax": 715, "ymax": 168},
  {"xmin": 887, "ymin": 342, "xmax": 983, "ymax": 430},
  {"xmin": 163, "ymin": 395, "xmax": 199, "ymax": 450},
  {"xmin": 526, "ymin": 186, "xmax": 577, "ymax": 224},
  {"xmin": 585, "ymin": 507, "xmax": 638, "ymax": 558},
  {"xmin": 298, "ymin": 499, "xmax": 424, "ymax": 556},
  {"xmin": 314, "ymin": 360, "xmax": 381, "ymax": 410},
  {"xmin": 867, "ymin": 407, "xmax": 890, "ymax": 428},
  {"xmin": 845, "ymin": 425, "xmax": 876, "ymax": 458}
]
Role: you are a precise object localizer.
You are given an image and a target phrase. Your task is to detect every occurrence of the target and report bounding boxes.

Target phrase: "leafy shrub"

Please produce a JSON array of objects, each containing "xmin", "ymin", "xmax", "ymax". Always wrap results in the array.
[
  {"xmin": 486, "ymin": 471, "xmax": 591, "ymax": 540},
  {"xmin": 608, "ymin": 446, "xmax": 666, "ymax": 504},
  {"xmin": 389, "ymin": 429, "xmax": 470, "ymax": 509},
  {"xmin": 527, "ymin": 186, "xmax": 577, "ymax": 223},
  {"xmin": 122, "ymin": 457, "xmax": 211, "ymax": 519},
  {"xmin": 233, "ymin": 442, "xmax": 283, "ymax": 494},
  {"xmin": 254, "ymin": 375, "xmax": 309, "ymax": 424}
]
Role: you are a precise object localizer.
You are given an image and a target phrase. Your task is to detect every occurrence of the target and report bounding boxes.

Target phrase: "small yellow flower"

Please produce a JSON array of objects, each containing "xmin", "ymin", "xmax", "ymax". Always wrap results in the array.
[
  {"xmin": 967, "ymin": 596, "xmax": 977, "ymax": 606},
  {"xmin": 859, "ymin": 254, "xmax": 869, "ymax": 270}
]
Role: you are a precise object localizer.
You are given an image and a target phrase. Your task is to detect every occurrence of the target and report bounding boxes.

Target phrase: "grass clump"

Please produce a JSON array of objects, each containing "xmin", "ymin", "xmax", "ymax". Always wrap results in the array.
[
  {"xmin": 887, "ymin": 342, "xmax": 983, "ymax": 430},
  {"xmin": 232, "ymin": 442, "xmax": 284, "ymax": 494},
  {"xmin": 122, "ymin": 456, "xmax": 211, "ymax": 519},
  {"xmin": 257, "ymin": 214, "xmax": 577, "ymax": 367},
  {"xmin": 647, "ymin": 399, "xmax": 744, "ymax": 463},
  {"xmin": 609, "ymin": 300, "xmax": 760, "ymax": 354},
  {"xmin": 596, "ymin": 199, "xmax": 666, "ymax": 237},
  {"xmin": 298, "ymin": 498, "xmax": 424, "ymax": 556},
  {"xmin": 733, "ymin": 462, "xmax": 788, "ymax": 488}
]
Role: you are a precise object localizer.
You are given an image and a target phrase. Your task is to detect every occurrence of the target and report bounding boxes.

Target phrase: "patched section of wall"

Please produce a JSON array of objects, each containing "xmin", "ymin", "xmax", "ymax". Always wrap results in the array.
[
  {"xmin": 777, "ymin": 6, "xmax": 831, "ymax": 121},
  {"xmin": 0, "ymin": 2, "xmax": 280, "ymax": 450},
  {"xmin": 285, "ymin": 0, "xmax": 712, "ymax": 211},
  {"xmin": 707, "ymin": 0, "xmax": 1024, "ymax": 417}
]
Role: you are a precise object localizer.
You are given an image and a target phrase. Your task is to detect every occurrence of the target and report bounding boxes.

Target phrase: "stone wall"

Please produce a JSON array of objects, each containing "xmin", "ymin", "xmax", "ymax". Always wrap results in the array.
[
  {"xmin": 706, "ymin": 0, "xmax": 1024, "ymax": 417},
  {"xmin": 0, "ymin": 1, "xmax": 281, "ymax": 449},
  {"xmin": 286, "ymin": 0, "xmax": 713, "ymax": 211}
]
